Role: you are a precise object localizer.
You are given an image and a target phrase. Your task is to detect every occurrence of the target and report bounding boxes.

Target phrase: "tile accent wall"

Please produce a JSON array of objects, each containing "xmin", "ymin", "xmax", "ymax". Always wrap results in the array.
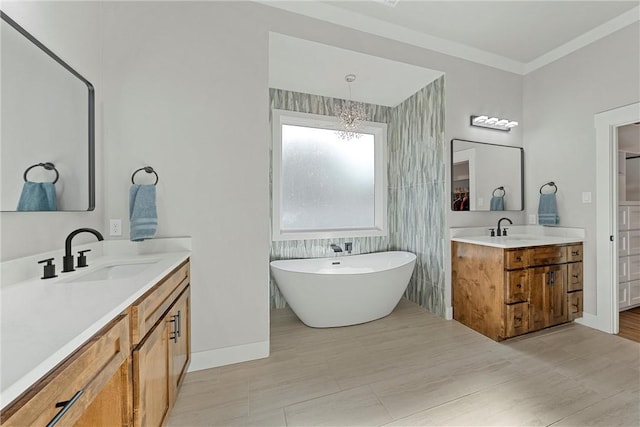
[{"xmin": 269, "ymin": 76, "xmax": 445, "ymax": 315}]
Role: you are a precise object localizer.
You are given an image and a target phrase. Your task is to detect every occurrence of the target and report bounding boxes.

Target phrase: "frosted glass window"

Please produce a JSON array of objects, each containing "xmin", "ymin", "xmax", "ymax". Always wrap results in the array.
[
  {"xmin": 272, "ymin": 110, "xmax": 387, "ymax": 240},
  {"xmin": 281, "ymin": 125, "xmax": 375, "ymax": 230}
]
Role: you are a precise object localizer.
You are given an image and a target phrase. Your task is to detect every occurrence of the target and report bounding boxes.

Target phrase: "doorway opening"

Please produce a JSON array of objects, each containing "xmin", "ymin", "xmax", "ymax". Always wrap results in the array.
[{"xmin": 592, "ymin": 102, "xmax": 640, "ymax": 334}]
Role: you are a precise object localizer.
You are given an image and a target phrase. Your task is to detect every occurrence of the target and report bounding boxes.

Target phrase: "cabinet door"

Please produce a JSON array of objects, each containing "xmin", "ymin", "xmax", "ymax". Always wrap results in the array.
[
  {"xmin": 529, "ymin": 265, "xmax": 567, "ymax": 331},
  {"xmin": 619, "ymin": 207, "xmax": 629, "ymax": 231},
  {"xmin": 133, "ymin": 319, "xmax": 169, "ymax": 427},
  {"xmin": 629, "ymin": 280, "xmax": 640, "ymax": 307},
  {"xmin": 547, "ymin": 264, "xmax": 568, "ymax": 327},
  {"xmin": 168, "ymin": 287, "xmax": 191, "ymax": 408},
  {"xmin": 528, "ymin": 267, "xmax": 547, "ymax": 332},
  {"xmin": 619, "ymin": 282, "xmax": 630, "ymax": 309},
  {"xmin": 628, "ymin": 230, "xmax": 640, "ymax": 256},
  {"xmin": 629, "ymin": 205, "xmax": 640, "ymax": 229}
]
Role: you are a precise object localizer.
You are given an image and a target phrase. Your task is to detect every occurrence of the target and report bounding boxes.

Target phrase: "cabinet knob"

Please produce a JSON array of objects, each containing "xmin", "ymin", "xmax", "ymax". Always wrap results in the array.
[
  {"xmin": 515, "ymin": 256, "xmax": 522, "ymax": 262},
  {"xmin": 516, "ymin": 284, "xmax": 522, "ymax": 289},
  {"xmin": 572, "ymin": 274, "xmax": 579, "ymax": 279},
  {"xmin": 572, "ymin": 250, "xmax": 580, "ymax": 256}
]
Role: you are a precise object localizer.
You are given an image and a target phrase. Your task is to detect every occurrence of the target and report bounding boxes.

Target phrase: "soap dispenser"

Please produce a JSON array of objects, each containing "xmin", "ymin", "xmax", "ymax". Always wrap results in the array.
[{"xmin": 38, "ymin": 258, "xmax": 58, "ymax": 279}]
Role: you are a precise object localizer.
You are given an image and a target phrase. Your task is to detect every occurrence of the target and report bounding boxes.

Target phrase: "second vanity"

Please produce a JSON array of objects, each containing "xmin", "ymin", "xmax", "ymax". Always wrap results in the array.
[
  {"xmin": 451, "ymin": 227, "xmax": 584, "ymax": 341},
  {"xmin": 0, "ymin": 238, "xmax": 191, "ymax": 426}
]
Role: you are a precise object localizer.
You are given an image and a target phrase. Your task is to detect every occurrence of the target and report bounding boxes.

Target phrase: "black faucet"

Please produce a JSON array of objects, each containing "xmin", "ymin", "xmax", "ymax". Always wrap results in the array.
[
  {"xmin": 330, "ymin": 244, "xmax": 343, "ymax": 255},
  {"xmin": 62, "ymin": 228, "xmax": 104, "ymax": 273},
  {"xmin": 497, "ymin": 217, "xmax": 513, "ymax": 237}
]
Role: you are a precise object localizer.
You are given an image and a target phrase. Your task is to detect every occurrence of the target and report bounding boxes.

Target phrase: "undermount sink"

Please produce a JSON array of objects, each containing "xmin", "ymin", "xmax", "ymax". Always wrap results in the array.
[{"xmin": 61, "ymin": 260, "xmax": 160, "ymax": 283}]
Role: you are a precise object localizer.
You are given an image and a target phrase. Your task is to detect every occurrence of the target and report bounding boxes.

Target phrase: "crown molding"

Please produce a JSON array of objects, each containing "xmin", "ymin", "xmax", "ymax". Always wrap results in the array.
[
  {"xmin": 524, "ymin": 6, "xmax": 639, "ymax": 74},
  {"xmin": 257, "ymin": 1, "xmax": 639, "ymax": 76},
  {"xmin": 256, "ymin": 0, "xmax": 524, "ymax": 75}
]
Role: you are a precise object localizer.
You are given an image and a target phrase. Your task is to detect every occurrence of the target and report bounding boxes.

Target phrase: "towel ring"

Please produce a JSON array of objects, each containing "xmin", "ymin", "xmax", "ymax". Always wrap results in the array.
[
  {"xmin": 492, "ymin": 186, "xmax": 506, "ymax": 197},
  {"xmin": 131, "ymin": 166, "xmax": 158, "ymax": 185},
  {"xmin": 23, "ymin": 162, "xmax": 59, "ymax": 184},
  {"xmin": 539, "ymin": 181, "xmax": 557, "ymax": 194}
]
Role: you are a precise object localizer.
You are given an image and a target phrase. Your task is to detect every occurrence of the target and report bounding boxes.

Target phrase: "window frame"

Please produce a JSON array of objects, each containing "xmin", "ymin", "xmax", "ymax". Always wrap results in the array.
[{"xmin": 272, "ymin": 109, "xmax": 388, "ymax": 241}]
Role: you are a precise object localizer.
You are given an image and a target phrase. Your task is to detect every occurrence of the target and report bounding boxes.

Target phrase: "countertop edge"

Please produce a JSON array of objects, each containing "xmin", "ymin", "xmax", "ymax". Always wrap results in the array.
[{"xmin": 0, "ymin": 252, "xmax": 190, "ymax": 409}]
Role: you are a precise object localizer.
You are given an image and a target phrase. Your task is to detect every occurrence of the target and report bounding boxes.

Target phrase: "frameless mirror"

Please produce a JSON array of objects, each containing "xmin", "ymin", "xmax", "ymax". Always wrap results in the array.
[
  {"xmin": 0, "ymin": 11, "xmax": 94, "ymax": 211},
  {"xmin": 451, "ymin": 139, "xmax": 523, "ymax": 211}
]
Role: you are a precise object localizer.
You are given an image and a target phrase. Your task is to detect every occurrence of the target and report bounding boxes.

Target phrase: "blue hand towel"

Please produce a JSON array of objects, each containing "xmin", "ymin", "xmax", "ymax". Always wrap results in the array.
[
  {"xmin": 538, "ymin": 193, "xmax": 559, "ymax": 225},
  {"xmin": 490, "ymin": 196, "xmax": 504, "ymax": 211},
  {"xmin": 17, "ymin": 182, "xmax": 57, "ymax": 211},
  {"xmin": 129, "ymin": 184, "xmax": 158, "ymax": 241}
]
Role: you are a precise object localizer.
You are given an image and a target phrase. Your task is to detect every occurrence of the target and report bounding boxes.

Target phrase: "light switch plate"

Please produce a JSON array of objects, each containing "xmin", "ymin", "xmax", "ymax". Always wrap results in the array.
[{"xmin": 582, "ymin": 192, "xmax": 592, "ymax": 203}]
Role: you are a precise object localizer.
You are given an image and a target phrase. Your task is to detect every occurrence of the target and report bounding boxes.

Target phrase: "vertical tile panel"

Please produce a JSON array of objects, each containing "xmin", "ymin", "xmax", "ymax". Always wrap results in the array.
[{"xmin": 269, "ymin": 77, "xmax": 445, "ymax": 315}]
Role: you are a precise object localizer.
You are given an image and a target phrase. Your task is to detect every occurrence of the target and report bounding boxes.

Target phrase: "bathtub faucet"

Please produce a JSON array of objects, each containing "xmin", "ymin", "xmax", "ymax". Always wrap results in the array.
[{"xmin": 330, "ymin": 244, "xmax": 343, "ymax": 256}]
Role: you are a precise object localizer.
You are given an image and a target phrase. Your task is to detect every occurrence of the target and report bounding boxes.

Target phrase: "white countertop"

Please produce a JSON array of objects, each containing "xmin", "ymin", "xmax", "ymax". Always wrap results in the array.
[
  {"xmin": 0, "ymin": 238, "xmax": 191, "ymax": 408},
  {"xmin": 450, "ymin": 225, "xmax": 585, "ymax": 249}
]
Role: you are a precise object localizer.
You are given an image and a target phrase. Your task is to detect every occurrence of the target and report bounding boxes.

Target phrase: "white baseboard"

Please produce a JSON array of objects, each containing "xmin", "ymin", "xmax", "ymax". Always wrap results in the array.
[
  {"xmin": 575, "ymin": 312, "xmax": 614, "ymax": 334},
  {"xmin": 445, "ymin": 306, "xmax": 453, "ymax": 320},
  {"xmin": 188, "ymin": 340, "xmax": 269, "ymax": 372}
]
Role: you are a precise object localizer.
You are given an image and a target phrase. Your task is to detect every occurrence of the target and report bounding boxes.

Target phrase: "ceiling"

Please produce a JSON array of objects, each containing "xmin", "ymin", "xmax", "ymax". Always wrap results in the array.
[
  {"xmin": 269, "ymin": 33, "xmax": 443, "ymax": 107},
  {"xmin": 262, "ymin": 0, "xmax": 639, "ymax": 74}
]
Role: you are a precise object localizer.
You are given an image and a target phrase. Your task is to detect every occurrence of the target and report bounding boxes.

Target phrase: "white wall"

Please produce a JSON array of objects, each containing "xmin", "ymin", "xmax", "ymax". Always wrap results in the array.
[
  {"xmin": 99, "ymin": 1, "xmax": 525, "ymax": 365},
  {"xmin": 523, "ymin": 22, "xmax": 640, "ymax": 314},
  {"xmin": 0, "ymin": 1, "xmax": 103, "ymax": 261}
]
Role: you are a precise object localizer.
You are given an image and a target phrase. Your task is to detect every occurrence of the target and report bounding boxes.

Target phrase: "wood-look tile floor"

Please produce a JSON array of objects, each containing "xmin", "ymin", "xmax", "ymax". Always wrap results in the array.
[{"xmin": 168, "ymin": 299, "xmax": 640, "ymax": 426}]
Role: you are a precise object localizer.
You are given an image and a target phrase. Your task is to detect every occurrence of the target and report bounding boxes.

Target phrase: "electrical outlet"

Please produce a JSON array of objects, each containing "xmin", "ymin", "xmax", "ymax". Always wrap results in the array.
[
  {"xmin": 528, "ymin": 214, "xmax": 537, "ymax": 225},
  {"xmin": 109, "ymin": 219, "xmax": 122, "ymax": 236}
]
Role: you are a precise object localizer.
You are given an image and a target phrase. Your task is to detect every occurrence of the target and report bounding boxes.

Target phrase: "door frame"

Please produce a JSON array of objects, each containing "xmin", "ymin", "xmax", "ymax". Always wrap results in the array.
[{"xmin": 591, "ymin": 102, "xmax": 640, "ymax": 334}]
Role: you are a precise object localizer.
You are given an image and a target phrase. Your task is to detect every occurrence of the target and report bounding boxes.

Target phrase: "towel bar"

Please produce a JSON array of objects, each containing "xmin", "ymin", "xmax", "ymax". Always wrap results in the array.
[
  {"xmin": 131, "ymin": 166, "xmax": 158, "ymax": 185},
  {"xmin": 23, "ymin": 162, "xmax": 59, "ymax": 184},
  {"xmin": 539, "ymin": 181, "xmax": 557, "ymax": 194}
]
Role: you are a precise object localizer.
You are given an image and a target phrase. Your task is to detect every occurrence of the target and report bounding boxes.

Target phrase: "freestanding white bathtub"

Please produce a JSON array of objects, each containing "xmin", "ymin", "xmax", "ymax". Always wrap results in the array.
[{"xmin": 270, "ymin": 251, "xmax": 416, "ymax": 328}]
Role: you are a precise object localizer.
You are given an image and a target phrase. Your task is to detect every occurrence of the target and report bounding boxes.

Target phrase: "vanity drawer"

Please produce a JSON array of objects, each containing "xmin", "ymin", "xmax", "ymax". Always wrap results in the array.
[
  {"xmin": 1, "ymin": 315, "xmax": 129, "ymax": 427},
  {"xmin": 505, "ymin": 249, "xmax": 528, "ymax": 270},
  {"xmin": 131, "ymin": 259, "xmax": 190, "ymax": 345},
  {"xmin": 568, "ymin": 291, "xmax": 583, "ymax": 321},
  {"xmin": 504, "ymin": 302, "xmax": 529, "ymax": 338},
  {"xmin": 505, "ymin": 270, "xmax": 528, "ymax": 303},
  {"xmin": 567, "ymin": 244, "xmax": 583, "ymax": 262},
  {"xmin": 528, "ymin": 245, "xmax": 566, "ymax": 266},
  {"xmin": 567, "ymin": 262, "xmax": 583, "ymax": 292}
]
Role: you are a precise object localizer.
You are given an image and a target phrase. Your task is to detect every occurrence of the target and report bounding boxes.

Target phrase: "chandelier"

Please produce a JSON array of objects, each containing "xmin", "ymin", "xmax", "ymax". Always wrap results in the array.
[{"xmin": 334, "ymin": 74, "xmax": 367, "ymax": 140}]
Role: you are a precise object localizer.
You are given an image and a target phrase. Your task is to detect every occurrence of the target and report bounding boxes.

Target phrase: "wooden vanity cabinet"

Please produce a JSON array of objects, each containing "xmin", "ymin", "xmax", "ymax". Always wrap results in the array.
[
  {"xmin": 131, "ymin": 260, "xmax": 190, "ymax": 427},
  {"xmin": 453, "ymin": 242, "xmax": 583, "ymax": 341},
  {"xmin": 0, "ymin": 315, "xmax": 131, "ymax": 427}
]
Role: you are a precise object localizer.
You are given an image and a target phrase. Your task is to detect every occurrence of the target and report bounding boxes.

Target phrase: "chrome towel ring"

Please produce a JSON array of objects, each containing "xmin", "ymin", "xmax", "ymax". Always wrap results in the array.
[
  {"xmin": 539, "ymin": 181, "xmax": 557, "ymax": 194},
  {"xmin": 131, "ymin": 166, "xmax": 158, "ymax": 185},
  {"xmin": 492, "ymin": 186, "xmax": 506, "ymax": 197},
  {"xmin": 23, "ymin": 162, "xmax": 59, "ymax": 184}
]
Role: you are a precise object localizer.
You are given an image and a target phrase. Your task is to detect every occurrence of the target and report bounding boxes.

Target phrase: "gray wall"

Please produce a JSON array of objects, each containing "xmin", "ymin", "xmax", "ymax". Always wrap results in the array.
[
  {"xmin": 2, "ymin": 0, "xmax": 557, "ymax": 368},
  {"xmin": 523, "ymin": 22, "xmax": 640, "ymax": 314}
]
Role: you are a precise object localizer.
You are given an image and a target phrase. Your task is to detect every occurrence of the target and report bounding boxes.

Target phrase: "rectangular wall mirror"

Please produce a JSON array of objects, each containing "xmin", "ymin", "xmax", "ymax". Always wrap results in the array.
[
  {"xmin": 0, "ymin": 11, "xmax": 95, "ymax": 212},
  {"xmin": 451, "ymin": 138, "xmax": 524, "ymax": 211}
]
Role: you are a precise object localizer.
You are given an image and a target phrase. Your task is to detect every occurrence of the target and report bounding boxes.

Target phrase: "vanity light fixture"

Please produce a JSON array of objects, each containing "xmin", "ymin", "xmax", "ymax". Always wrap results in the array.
[
  {"xmin": 471, "ymin": 115, "xmax": 518, "ymax": 131},
  {"xmin": 334, "ymin": 74, "xmax": 367, "ymax": 140}
]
